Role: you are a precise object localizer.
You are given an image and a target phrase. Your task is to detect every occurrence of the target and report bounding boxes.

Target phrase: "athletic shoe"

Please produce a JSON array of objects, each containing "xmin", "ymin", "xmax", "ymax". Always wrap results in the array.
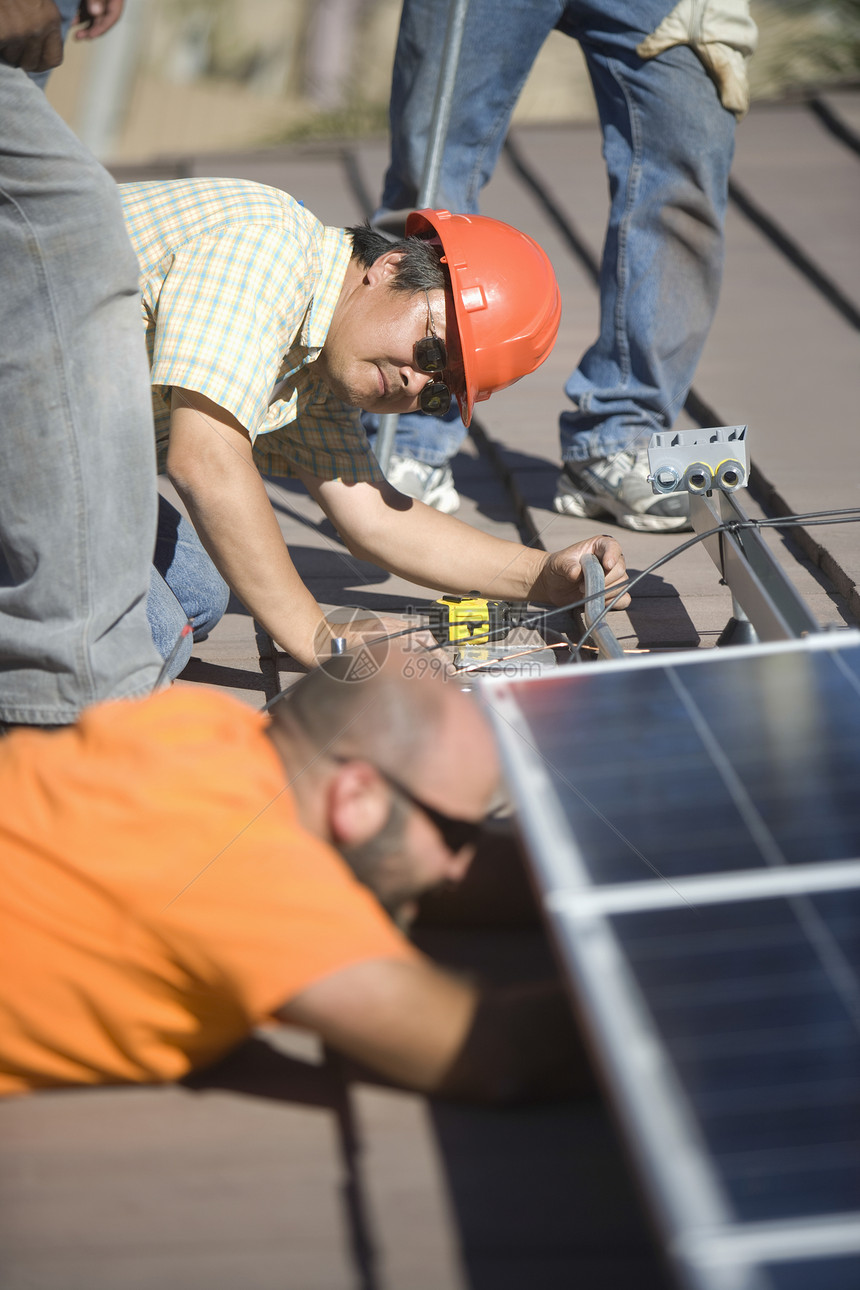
[
  {"xmin": 553, "ymin": 450, "xmax": 691, "ymax": 532},
  {"xmin": 385, "ymin": 454, "xmax": 461, "ymax": 514}
]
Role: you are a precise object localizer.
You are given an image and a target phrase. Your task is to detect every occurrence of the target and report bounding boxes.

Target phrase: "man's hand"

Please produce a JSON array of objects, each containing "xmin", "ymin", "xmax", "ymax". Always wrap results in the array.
[
  {"xmin": 0, "ymin": 0, "xmax": 63, "ymax": 71},
  {"xmin": 72, "ymin": 0, "xmax": 123, "ymax": 41},
  {"xmin": 313, "ymin": 611, "xmax": 437, "ymax": 666},
  {"xmin": 532, "ymin": 535, "xmax": 631, "ymax": 610}
]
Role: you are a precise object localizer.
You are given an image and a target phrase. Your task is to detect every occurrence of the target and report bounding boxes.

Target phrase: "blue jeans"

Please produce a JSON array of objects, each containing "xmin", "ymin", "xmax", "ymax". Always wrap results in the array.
[
  {"xmin": 376, "ymin": 0, "xmax": 736, "ymax": 465},
  {"xmin": 362, "ymin": 402, "xmax": 466, "ymax": 468},
  {"xmin": 147, "ymin": 496, "xmax": 230, "ymax": 681},
  {"xmin": 0, "ymin": 65, "xmax": 162, "ymax": 725}
]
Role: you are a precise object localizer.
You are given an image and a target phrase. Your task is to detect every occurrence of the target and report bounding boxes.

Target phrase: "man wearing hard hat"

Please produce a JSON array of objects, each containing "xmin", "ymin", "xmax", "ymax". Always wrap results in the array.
[{"xmin": 120, "ymin": 178, "xmax": 629, "ymax": 677}]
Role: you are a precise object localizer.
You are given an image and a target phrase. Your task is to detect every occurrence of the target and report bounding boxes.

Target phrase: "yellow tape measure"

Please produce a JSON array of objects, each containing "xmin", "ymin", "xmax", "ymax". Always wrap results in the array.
[{"xmin": 429, "ymin": 595, "xmax": 517, "ymax": 646}]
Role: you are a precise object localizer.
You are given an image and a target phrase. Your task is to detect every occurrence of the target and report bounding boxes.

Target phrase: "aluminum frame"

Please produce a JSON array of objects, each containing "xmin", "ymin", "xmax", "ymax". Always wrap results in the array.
[{"xmin": 690, "ymin": 489, "xmax": 821, "ymax": 642}]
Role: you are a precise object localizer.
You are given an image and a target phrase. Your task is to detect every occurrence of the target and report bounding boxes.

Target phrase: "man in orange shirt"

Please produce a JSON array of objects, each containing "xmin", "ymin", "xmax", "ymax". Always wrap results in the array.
[{"xmin": 0, "ymin": 651, "xmax": 590, "ymax": 1102}]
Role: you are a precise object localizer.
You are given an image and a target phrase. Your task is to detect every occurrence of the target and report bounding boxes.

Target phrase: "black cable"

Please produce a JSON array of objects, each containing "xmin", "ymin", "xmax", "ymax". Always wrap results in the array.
[
  {"xmin": 364, "ymin": 505, "xmax": 860, "ymax": 658},
  {"xmin": 257, "ymin": 594, "xmax": 611, "ymax": 711},
  {"xmin": 259, "ymin": 505, "xmax": 860, "ymax": 707},
  {"xmin": 573, "ymin": 508, "xmax": 860, "ymax": 654}
]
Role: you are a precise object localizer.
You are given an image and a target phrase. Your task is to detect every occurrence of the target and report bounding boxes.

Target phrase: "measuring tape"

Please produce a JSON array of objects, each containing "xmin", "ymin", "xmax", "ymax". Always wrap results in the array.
[{"xmin": 428, "ymin": 595, "xmax": 521, "ymax": 646}]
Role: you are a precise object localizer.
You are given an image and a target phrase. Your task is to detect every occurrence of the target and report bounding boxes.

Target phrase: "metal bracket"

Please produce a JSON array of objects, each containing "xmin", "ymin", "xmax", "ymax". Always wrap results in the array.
[
  {"xmin": 648, "ymin": 425, "xmax": 748, "ymax": 497},
  {"xmin": 647, "ymin": 427, "xmax": 820, "ymax": 643}
]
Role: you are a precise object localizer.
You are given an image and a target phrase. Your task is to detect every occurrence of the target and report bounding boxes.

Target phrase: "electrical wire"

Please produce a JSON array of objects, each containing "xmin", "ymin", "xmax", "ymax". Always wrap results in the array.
[
  {"xmin": 571, "ymin": 507, "xmax": 860, "ymax": 656},
  {"xmin": 258, "ymin": 505, "xmax": 860, "ymax": 707},
  {"xmin": 362, "ymin": 505, "xmax": 860, "ymax": 658}
]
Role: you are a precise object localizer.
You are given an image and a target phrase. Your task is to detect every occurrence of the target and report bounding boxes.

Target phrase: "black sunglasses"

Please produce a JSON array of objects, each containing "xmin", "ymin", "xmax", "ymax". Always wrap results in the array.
[
  {"xmin": 415, "ymin": 290, "xmax": 452, "ymax": 416},
  {"xmin": 332, "ymin": 753, "xmax": 483, "ymax": 852},
  {"xmin": 381, "ymin": 767, "xmax": 484, "ymax": 853}
]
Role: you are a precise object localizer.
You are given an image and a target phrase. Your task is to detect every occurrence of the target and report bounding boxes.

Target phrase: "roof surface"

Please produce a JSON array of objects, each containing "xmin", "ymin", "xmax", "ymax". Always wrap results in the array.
[{"xmin": 1, "ymin": 92, "xmax": 858, "ymax": 1290}]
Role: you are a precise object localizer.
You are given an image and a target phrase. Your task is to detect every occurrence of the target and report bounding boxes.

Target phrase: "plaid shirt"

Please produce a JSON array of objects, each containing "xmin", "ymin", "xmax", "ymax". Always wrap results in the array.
[{"xmin": 120, "ymin": 178, "xmax": 382, "ymax": 483}]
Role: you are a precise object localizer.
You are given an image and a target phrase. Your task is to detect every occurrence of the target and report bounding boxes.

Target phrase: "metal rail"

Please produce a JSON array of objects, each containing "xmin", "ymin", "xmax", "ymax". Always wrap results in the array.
[
  {"xmin": 375, "ymin": 0, "xmax": 470, "ymax": 474},
  {"xmin": 689, "ymin": 490, "xmax": 821, "ymax": 643}
]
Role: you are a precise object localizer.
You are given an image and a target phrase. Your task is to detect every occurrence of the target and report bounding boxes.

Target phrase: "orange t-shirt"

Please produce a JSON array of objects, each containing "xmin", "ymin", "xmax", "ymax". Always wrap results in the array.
[{"xmin": 0, "ymin": 688, "xmax": 416, "ymax": 1094}]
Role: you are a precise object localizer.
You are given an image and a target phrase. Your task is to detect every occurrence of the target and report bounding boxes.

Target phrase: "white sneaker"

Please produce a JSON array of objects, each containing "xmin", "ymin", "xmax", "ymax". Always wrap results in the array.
[
  {"xmin": 385, "ymin": 455, "xmax": 460, "ymax": 514},
  {"xmin": 553, "ymin": 450, "xmax": 691, "ymax": 533}
]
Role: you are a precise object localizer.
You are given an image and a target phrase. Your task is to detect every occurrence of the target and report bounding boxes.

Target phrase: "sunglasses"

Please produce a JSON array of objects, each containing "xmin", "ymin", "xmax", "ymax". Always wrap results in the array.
[
  {"xmin": 381, "ymin": 767, "xmax": 484, "ymax": 853},
  {"xmin": 332, "ymin": 753, "xmax": 483, "ymax": 853},
  {"xmin": 415, "ymin": 290, "xmax": 452, "ymax": 416}
]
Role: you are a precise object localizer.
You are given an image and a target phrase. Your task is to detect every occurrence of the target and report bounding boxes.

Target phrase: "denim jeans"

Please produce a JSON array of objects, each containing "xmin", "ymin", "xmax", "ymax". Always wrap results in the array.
[
  {"xmin": 361, "ymin": 403, "xmax": 466, "ymax": 468},
  {"xmin": 0, "ymin": 65, "xmax": 162, "ymax": 724},
  {"xmin": 376, "ymin": 0, "xmax": 736, "ymax": 466},
  {"xmin": 147, "ymin": 496, "xmax": 230, "ymax": 681}
]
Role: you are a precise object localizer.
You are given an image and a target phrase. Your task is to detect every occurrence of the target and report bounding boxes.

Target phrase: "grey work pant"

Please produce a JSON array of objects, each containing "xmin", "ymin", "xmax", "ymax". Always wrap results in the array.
[{"xmin": 0, "ymin": 64, "xmax": 161, "ymax": 724}]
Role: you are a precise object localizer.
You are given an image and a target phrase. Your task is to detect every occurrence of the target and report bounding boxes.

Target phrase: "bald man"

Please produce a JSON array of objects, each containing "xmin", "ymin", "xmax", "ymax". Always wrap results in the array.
[{"xmin": 0, "ymin": 652, "xmax": 591, "ymax": 1102}]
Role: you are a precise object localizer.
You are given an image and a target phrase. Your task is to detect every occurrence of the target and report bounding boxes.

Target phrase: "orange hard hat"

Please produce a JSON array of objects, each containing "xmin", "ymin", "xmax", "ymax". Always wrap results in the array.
[{"xmin": 405, "ymin": 208, "xmax": 561, "ymax": 426}]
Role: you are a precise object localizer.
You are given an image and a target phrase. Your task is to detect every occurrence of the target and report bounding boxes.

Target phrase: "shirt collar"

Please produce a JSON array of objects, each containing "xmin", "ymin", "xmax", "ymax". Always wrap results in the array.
[{"xmin": 302, "ymin": 226, "xmax": 352, "ymax": 351}]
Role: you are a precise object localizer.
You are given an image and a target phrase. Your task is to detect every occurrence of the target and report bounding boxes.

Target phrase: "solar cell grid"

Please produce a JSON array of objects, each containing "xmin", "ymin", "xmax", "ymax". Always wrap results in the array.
[
  {"xmin": 612, "ymin": 894, "xmax": 860, "ymax": 1224},
  {"xmin": 507, "ymin": 644, "xmax": 860, "ymax": 886},
  {"xmin": 764, "ymin": 1256, "xmax": 860, "ymax": 1289}
]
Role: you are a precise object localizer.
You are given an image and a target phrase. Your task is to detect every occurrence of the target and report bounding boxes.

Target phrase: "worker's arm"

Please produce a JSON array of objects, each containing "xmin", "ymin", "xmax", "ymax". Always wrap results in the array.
[
  {"xmin": 300, "ymin": 471, "xmax": 630, "ymax": 609},
  {"xmin": 278, "ymin": 957, "xmax": 595, "ymax": 1105},
  {"xmin": 167, "ymin": 389, "xmax": 345, "ymax": 667},
  {"xmin": 166, "ymin": 391, "xmax": 438, "ymax": 663},
  {"xmin": 0, "ymin": 0, "xmax": 63, "ymax": 70}
]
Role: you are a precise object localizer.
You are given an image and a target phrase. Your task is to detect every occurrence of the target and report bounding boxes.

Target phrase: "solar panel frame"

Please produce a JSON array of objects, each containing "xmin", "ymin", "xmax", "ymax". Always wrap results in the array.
[{"xmin": 480, "ymin": 632, "xmax": 860, "ymax": 1290}]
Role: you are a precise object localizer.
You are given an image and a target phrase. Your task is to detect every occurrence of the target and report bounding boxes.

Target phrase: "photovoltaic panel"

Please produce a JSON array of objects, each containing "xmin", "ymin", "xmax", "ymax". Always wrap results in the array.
[
  {"xmin": 481, "ymin": 633, "xmax": 860, "ymax": 1290},
  {"xmin": 613, "ymin": 895, "xmax": 860, "ymax": 1223},
  {"xmin": 496, "ymin": 639, "xmax": 860, "ymax": 886},
  {"xmin": 763, "ymin": 1257, "xmax": 860, "ymax": 1289}
]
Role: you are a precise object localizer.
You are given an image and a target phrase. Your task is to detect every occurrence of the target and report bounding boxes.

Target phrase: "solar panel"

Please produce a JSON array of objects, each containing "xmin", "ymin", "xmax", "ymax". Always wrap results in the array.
[{"xmin": 481, "ymin": 633, "xmax": 860, "ymax": 1290}]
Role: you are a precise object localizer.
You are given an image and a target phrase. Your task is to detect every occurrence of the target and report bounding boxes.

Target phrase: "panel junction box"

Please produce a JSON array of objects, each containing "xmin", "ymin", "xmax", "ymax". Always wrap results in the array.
[{"xmin": 647, "ymin": 425, "xmax": 748, "ymax": 496}]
